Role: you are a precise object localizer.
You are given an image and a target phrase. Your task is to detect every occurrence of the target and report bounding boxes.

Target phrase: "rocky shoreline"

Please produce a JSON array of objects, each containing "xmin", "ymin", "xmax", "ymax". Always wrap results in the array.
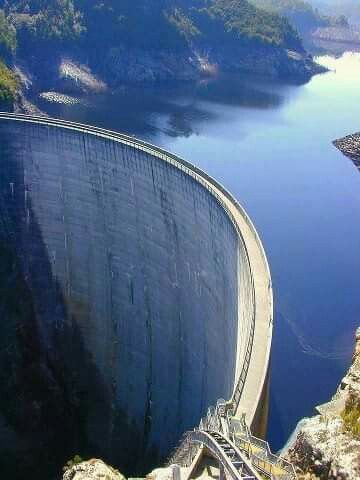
[
  {"xmin": 334, "ymin": 133, "xmax": 360, "ymax": 170},
  {"xmin": 6, "ymin": 44, "xmax": 325, "ymax": 114},
  {"xmin": 283, "ymin": 327, "xmax": 360, "ymax": 479}
]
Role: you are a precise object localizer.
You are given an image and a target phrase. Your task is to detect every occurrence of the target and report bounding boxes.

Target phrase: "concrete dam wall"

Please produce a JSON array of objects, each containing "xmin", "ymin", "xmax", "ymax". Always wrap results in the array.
[{"xmin": 0, "ymin": 114, "xmax": 273, "ymax": 479}]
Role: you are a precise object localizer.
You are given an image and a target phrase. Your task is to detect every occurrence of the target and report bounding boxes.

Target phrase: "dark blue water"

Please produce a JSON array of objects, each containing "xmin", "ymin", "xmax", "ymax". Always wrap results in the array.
[{"xmin": 37, "ymin": 52, "xmax": 360, "ymax": 451}]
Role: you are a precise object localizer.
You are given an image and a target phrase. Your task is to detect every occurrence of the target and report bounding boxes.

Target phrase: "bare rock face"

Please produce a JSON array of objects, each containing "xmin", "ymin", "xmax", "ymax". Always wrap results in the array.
[
  {"xmin": 63, "ymin": 459, "xmax": 126, "ymax": 480},
  {"xmin": 283, "ymin": 328, "xmax": 360, "ymax": 479},
  {"xmin": 104, "ymin": 46, "xmax": 199, "ymax": 84},
  {"xmin": 58, "ymin": 59, "xmax": 107, "ymax": 94}
]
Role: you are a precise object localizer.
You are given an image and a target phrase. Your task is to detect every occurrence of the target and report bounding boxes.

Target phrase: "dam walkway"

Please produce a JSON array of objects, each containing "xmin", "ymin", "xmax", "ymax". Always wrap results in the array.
[{"xmin": 168, "ymin": 400, "xmax": 296, "ymax": 480}]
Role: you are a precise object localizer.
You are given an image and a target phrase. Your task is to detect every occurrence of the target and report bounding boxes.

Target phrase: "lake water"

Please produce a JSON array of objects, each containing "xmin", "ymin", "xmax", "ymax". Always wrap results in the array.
[{"xmin": 37, "ymin": 51, "xmax": 360, "ymax": 451}]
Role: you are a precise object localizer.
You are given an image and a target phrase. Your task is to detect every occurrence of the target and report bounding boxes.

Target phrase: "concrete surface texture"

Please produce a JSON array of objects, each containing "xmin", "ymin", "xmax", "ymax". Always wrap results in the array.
[{"xmin": 0, "ymin": 114, "xmax": 272, "ymax": 478}]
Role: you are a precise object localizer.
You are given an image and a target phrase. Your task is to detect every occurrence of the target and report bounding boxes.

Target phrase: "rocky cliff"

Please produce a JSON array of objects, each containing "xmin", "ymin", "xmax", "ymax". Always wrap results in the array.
[{"xmin": 283, "ymin": 327, "xmax": 360, "ymax": 479}]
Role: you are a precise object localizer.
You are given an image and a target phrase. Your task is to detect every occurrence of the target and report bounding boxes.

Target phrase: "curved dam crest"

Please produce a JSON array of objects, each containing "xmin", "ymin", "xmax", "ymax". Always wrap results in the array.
[{"xmin": 0, "ymin": 114, "xmax": 272, "ymax": 478}]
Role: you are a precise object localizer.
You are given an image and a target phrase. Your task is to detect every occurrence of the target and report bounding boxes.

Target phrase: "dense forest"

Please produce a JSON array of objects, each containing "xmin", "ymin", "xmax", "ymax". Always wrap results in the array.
[
  {"xmin": 0, "ymin": 0, "xmax": 302, "ymax": 52},
  {"xmin": 0, "ymin": 9, "xmax": 16, "ymax": 105}
]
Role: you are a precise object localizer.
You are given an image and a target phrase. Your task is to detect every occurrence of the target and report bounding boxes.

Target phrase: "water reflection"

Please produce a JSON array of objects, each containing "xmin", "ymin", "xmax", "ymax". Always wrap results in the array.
[{"xmin": 35, "ymin": 72, "xmax": 285, "ymax": 140}]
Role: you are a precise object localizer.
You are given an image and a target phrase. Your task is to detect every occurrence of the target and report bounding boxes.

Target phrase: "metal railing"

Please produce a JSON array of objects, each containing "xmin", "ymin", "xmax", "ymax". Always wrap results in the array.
[
  {"xmin": 229, "ymin": 417, "xmax": 297, "ymax": 479},
  {"xmin": 168, "ymin": 429, "xmax": 258, "ymax": 480},
  {"xmin": 167, "ymin": 401, "xmax": 296, "ymax": 480}
]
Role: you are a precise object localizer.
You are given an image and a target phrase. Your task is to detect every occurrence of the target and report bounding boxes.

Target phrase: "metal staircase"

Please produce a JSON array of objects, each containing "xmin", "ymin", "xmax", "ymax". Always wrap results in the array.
[{"xmin": 167, "ymin": 400, "xmax": 297, "ymax": 480}]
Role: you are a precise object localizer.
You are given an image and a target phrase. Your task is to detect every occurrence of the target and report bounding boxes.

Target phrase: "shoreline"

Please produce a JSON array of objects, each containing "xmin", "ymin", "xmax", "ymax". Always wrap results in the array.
[{"xmin": 282, "ymin": 327, "xmax": 360, "ymax": 479}]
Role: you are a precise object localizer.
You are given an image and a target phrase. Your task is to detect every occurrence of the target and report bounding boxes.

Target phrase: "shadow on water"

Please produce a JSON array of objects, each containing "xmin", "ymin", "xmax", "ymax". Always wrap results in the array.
[
  {"xmin": 34, "ymin": 73, "xmax": 286, "ymax": 140},
  {"xmin": 0, "ymin": 132, "xmax": 159, "ymax": 479}
]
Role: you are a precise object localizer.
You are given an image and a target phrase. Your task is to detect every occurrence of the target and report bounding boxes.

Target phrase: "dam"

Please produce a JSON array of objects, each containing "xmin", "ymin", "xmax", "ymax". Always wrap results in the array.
[{"xmin": 0, "ymin": 114, "xmax": 273, "ymax": 479}]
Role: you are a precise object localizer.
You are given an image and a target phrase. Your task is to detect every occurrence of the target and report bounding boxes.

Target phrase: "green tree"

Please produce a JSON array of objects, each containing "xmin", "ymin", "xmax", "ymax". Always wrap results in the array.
[
  {"xmin": 34, "ymin": 0, "xmax": 84, "ymax": 42},
  {"xmin": 0, "ymin": 9, "xmax": 16, "ymax": 58},
  {"xmin": 0, "ymin": 59, "xmax": 17, "ymax": 106}
]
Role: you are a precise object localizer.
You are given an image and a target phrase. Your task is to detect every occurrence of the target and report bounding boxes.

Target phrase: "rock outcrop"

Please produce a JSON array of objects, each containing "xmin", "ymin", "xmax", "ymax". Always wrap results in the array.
[
  {"xmin": 104, "ymin": 47, "xmax": 199, "ymax": 84},
  {"xmin": 334, "ymin": 133, "xmax": 360, "ymax": 170},
  {"xmin": 58, "ymin": 59, "xmax": 107, "ymax": 94},
  {"xmin": 103, "ymin": 45, "xmax": 322, "ymax": 86},
  {"xmin": 63, "ymin": 459, "xmax": 126, "ymax": 480},
  {"xmin": 283, "ymin": 328, "xmax": 360, "ymax": 479},
  {"xmin": 62, "ymin": 460, "xmax": 182, "ymax": 480}
]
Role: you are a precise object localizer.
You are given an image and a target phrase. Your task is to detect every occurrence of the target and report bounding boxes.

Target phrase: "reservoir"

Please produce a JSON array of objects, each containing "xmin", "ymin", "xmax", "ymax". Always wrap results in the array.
[{"xmin": 36, "ymin": 51, "xmax": 360, "ymax": 451}]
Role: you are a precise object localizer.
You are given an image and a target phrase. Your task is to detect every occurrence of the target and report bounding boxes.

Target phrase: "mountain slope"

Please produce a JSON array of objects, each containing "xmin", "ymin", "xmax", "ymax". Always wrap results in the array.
[{"xmin": 0, "ymin": 0, "xmax": 323, "ymax": 110}]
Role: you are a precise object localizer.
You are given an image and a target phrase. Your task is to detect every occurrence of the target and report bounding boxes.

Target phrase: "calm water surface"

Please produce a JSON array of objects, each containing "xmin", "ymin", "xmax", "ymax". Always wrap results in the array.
[{"xmin": 38, "ymin": 52, "xmax": 360, "ymax": 450}]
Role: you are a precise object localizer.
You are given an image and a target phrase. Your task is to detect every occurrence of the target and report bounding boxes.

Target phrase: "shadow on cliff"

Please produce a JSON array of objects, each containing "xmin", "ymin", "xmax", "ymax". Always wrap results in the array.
[{"xmin": 0, "ymin": 132, "xmax": 160, "ymax": 479}]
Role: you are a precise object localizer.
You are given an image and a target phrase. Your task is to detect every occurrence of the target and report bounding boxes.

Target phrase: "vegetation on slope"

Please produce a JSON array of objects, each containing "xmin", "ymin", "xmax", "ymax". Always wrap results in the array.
[
  {"xmin": 341, "ymin": 390, "xmax": 360, "ymax": 439},
  {"xmin": 0, "ymin": 0, "xmax": 303, "ymax": 55},
  {"xmin": 0, "ymin": 0, "xmax": 317, "ymax": 94},
  {"xmin": 0, "ymin": 9, "xmax": 16, "ymax": 57},
  {"xmin": 0, "ymin": 10, "xmax": 17, "ymax": 107},
  {"xmin": 192, "ymin": 0, "xmax": 303, "ymax": 49},
  {"xmin": 0, "ymin": 60, "xmax": 16, "ymax": 104}
]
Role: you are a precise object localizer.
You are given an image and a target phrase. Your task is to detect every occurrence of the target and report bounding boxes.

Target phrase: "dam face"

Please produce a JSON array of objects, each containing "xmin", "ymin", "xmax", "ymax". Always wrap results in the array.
[{"xmin": 0, "ymin": 115, "xmax": 272, "ymax": 479}]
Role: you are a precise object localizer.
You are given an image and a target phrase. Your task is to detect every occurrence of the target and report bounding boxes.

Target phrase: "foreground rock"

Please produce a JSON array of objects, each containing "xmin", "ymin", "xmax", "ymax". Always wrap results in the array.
[
  {"xmin": 147, "ymin": 466, "xmax": 184, "ymax": 480},
  {"xmin": 63, "ymin": 459, "xmax": 126, "ymax": 480},
  {"xmin": 283, "ymin": 328, "xmax": 360, "ymax": 479},
  {"xmin": 334, "ymin": 133, "xmax": 360, "ymax": 170},
  {"xmin": 62, "ymin": 461, "xmax": 183, "ymax": 480}
]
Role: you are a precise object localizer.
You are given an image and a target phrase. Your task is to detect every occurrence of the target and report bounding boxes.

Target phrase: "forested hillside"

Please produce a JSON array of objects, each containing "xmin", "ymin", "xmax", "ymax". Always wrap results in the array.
[
  {"xmin": 0, "ymin": 0, "xmax": 302, "ymax": 52},
  {"xmin": 0, "ymin": 0, "xmax": 321, "ymax": 109},
  {"xmin": 0, "ymin": 9, "xmax": 17, "ymax": 106}
]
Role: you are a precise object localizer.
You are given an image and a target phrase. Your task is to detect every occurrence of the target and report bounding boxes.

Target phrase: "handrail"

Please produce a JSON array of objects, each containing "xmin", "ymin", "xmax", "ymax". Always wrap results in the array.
[
  {"xmin": 229, "ymin": 417, "xmax": 297, "ymax": 478},
  {"xmin": 169, "ymin": 430, "xmax": 259, "ymax": 480},
  {"xmin": 167, "ymin": 405, "xmax": 296, "ymax": 480}
]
